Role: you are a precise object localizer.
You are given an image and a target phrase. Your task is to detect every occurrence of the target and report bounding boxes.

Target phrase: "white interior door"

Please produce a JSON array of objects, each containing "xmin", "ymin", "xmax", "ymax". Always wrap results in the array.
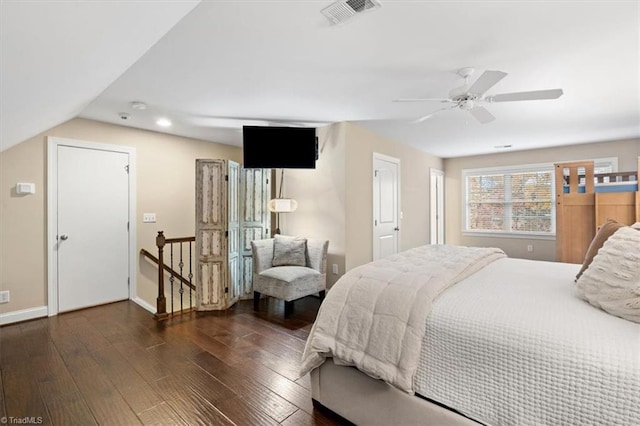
[
  {"xmin": 373, "ymin": 153, "xmax": 400, "ymax": 260},
  {"xmin": 430, "ymin": 168, "xmax": 445, "ymax": 244},
  {"xmin": 57, "ymin": 145, "xmax": 130, "ymax": 312}
]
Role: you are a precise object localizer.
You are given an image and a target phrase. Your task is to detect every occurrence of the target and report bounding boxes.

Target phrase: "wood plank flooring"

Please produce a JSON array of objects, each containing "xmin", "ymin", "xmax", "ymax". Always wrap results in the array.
[{"xmin": 0, "ymin": 297, "xmax": 346, "ymax": 425}]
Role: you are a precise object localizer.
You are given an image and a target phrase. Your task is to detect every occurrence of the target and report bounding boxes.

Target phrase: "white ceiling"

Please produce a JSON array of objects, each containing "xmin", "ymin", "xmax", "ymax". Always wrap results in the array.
[{"xmin": 1, "ymin": 0, "xmax": 638, "ymax": 158}]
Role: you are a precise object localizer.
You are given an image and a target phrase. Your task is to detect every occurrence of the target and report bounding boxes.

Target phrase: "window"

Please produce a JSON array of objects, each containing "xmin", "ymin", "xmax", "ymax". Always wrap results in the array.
[{"xmin": 464, "ymin": 164, "xmax": 555, "ymax": 237}]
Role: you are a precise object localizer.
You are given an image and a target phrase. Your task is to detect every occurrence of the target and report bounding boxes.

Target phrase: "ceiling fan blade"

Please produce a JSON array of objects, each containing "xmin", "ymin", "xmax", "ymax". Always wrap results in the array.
[
  {"xmin": 394, "ymin": 98, "xmax": 452, "ymax": 103},
  {"xmin": 411, "ymin": 114, "xmax": 435, "ymax": 123},
  {"xmin": 411, "ymin": 105, "xmax": 458, "ymax": 123},
  {"xmin": 467, "ymin": 70, "xmax": 508, "ymax": 96},
  {"xmin": 468, "ymin": 106, "xmax": 496, "ymax": 124},
  {"xmin": 487, "ymin": 89, "xmax": 564, "ymax": 102}
]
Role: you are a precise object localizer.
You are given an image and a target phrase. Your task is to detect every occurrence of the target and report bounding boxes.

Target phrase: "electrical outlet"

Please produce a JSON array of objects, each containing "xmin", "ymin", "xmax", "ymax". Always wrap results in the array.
[
  {"xmin": 0, "ymin": 291, "xmax": 9, "ymax": 304},
  {"xmin": 143, "ymin": 213, "xmax": 156, "ymax": 223},
  {"xmin": 527, "ymin": 244, "xmax": 534, "ymax": 253},
  {"xmin": 332, "ymin": 264, "xmax": 339, "ymax": 275}
]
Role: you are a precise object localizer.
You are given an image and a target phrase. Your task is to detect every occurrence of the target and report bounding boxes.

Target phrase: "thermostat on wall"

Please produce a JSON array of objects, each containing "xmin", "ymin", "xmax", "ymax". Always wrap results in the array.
[{"xmin": 16, "ymin": 182, "xmax": 36, "ymax": 194}]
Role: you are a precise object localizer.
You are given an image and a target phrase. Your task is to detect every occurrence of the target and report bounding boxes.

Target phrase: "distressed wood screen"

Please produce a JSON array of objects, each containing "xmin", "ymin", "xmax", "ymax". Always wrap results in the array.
[
  {"xmin": 196, "ymin": 159, "xmax": 228, "ymax": 310},
  {"xmin": 196, "ymin": 160, "xmax": 270, "ymax": 310},
  {"xmin": 227, "ymin": 161, "xmax": 241, "ymax": 307},
  {"xmin": 239, "ymin": 167, "xmax": 271, "ymax": 299}
]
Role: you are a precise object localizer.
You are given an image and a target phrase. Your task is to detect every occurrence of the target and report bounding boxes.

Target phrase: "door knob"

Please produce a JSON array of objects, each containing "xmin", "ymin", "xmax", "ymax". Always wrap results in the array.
[
  {"xmin": 59, "ymin": 234, "xmax": 69, "ymax": 241},
  {"xmin": 394, "ymin": 227, "xmax": 400, "ymax": 231}
]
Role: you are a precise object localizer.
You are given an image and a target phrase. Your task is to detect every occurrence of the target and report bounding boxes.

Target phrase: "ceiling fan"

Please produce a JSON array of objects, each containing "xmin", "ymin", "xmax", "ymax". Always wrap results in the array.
[{"xmin": 394, "ymin": 67, "xmax": 563, "ymax": 124}]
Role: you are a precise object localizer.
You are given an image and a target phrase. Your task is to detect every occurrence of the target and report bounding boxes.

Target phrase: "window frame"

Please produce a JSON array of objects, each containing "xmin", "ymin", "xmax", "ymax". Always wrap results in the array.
[
  {"xmin": 462, "ymin": 162, "xmax": 556, "ymax": 239},
  {"xmin": 462, "ymin": 157, "xmax": 619, "ymax": 239}
]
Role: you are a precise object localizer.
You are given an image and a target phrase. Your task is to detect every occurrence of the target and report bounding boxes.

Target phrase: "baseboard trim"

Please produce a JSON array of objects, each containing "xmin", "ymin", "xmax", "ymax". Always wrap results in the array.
[
  {"xmin": 0, "ymin": 306, "xmax": 48, "ymax": 326},
  {"xmin": 132, "ymin": 297, "xmax": 155, "ymax": 314}
]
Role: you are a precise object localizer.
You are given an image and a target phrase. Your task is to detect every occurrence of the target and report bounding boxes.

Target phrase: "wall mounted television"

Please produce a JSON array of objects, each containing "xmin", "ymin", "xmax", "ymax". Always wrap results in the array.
[{"xmin": 242, "ymin": 126, "xmax": 317, "ymax": 169}]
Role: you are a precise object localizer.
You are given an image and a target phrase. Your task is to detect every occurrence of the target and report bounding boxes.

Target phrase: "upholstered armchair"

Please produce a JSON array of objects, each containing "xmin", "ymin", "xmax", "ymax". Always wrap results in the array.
[{"xmin": 251, "ymin": 235, "xmax": 329, "ymax": 317}]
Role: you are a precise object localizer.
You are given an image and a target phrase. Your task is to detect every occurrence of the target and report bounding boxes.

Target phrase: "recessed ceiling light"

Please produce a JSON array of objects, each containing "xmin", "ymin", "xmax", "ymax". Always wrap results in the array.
[
  {"xmin": 156, "ymin": 118, "xmax": 172, "ymax": 127},
  {"xmin": 131, "ymin": 101, "xmax": 147, "ymax": 110}
]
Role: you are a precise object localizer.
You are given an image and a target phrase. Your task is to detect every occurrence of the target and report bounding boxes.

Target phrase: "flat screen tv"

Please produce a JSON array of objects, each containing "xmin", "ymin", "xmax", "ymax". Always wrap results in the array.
[{"xmin": 243, "ymin": 126, "xmax": 317, "ymax": 169}]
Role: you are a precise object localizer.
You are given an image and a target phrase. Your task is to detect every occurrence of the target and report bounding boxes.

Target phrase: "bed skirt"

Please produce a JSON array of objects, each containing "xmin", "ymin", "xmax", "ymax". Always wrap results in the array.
[{"xmin": 311, "ymin": 358, "xmax": 480, "ymax": 426}]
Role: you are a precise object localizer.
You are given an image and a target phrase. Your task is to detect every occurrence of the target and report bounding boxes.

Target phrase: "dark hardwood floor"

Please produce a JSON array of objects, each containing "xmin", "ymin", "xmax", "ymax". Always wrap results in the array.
[{"xmin": 0, "ymin": 297, "xmax": 346, "ymax": 425}]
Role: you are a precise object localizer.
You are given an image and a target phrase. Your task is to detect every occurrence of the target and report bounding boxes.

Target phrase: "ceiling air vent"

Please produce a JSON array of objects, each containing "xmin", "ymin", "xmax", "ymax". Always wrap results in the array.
[{"xmin": 321, "ymin": 0, "xmax": 382, "ymax": 25}]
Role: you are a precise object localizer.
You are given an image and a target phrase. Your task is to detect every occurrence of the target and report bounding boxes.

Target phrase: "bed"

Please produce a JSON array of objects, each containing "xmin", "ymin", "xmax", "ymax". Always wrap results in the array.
[
  {"xmin": 302, "ymin": 242, "xmax": 640, "ymax": 426},
  {"xmin": 555, "ymin": 157, "xmax": 639, "ymax": 264}
]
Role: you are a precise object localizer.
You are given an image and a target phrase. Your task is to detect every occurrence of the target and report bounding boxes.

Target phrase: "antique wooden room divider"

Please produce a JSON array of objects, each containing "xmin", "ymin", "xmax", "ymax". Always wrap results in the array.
[
  {"xmin": 196, "ymin": 159, "xmax": 270, "ymax": 311},
  {"xmin": 239, "ymin": 167, "xmax": 270, "ymax": 300}
]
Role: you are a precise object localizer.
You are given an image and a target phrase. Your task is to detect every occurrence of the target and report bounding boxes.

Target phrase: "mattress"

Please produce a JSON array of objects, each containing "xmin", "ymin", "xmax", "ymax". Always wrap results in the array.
[{"xmin": 414, "ymin": 257, "xmax": 640, "ymax": 426}]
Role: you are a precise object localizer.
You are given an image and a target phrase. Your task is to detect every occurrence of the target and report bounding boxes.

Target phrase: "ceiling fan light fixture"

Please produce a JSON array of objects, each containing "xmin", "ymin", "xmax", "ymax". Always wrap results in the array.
[{"xmin": 459, "ymin": 99, "xmax": 475, "ymax": 110}]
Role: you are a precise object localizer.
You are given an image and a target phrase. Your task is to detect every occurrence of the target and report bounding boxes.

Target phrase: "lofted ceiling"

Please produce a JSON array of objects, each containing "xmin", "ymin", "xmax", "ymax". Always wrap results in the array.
[{"xmin": 1, "ymin": 0, "xmax": 638, "ymax": 158}]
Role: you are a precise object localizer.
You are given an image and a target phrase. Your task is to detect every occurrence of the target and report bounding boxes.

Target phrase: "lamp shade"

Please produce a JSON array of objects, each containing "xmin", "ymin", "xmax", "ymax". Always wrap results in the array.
[{"xmin": 268, "ymin": 198, "xmax": 298, "ymax": 213}]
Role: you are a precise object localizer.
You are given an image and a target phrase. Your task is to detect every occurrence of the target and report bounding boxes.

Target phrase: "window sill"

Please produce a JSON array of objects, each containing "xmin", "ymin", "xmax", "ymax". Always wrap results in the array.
[{"xmin": 462, "ymin": 231, "xmax": 556, "ymax": 241}]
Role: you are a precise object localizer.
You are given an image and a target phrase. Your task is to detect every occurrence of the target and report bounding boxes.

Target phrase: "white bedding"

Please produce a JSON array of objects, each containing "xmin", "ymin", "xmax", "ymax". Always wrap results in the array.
[
  {"xmin": 301, "ymin": 245, "xmax": 505, "ymax": 392},
  {"xmin": 415, "ymin": 257, "xmax": 640, "ymax": 426}
]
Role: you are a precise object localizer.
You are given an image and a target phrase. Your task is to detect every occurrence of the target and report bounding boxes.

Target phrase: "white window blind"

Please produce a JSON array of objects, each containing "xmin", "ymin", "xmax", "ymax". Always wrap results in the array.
[{"xmin": 464, "ymin": 165, "xmax": 555, "ymax": 236}]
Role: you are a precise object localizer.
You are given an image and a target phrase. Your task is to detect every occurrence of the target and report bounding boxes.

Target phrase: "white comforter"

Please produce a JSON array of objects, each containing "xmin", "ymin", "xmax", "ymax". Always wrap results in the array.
[
  {"xmin": 415, "ymin": 258, "xmax": 640, "ymax": 426},
  {"xmin": 300, "ymin": 244, "xmax": 506, "ymax": 392}
]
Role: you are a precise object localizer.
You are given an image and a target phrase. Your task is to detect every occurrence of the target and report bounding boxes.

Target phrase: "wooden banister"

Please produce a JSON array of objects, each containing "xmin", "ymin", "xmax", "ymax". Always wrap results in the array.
[
  {"xmin": 140, "ymin": 248, "xmax": 196, "ymax": 291},
  {"xmin": 144, "ymin": 231, "xmax": 196, "ymax": 321},
  {"xmin": 165, "ymin": 236, "xmax": 196, "ymax": 244},
  {"xmin": 155, "ymin": 231, "xmax": 169, "ymax": 320}
]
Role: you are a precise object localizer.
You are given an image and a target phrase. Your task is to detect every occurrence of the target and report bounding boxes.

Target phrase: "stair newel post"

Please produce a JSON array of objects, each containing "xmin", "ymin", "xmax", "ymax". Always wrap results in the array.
[{"xmin": 155, "ymin": 231, "xmax": 169, "ymax": 320}]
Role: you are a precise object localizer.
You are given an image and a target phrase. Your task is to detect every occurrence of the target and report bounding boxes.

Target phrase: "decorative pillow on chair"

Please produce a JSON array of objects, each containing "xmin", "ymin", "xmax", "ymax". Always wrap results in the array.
[
  {"xmin": 576, "ymin": 226, "xmax": 640, "ymax": 323},
  {"xmin": 272, "ymin": 235, "xmax": 307, "ymax": 267},
  {"xmin": 575, "ymin": 219, "xmax": 626, "ymax": 281}
]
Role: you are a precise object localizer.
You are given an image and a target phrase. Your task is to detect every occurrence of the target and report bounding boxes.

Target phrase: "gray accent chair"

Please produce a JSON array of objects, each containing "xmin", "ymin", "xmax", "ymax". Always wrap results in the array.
[{"xmin": 251, "ymin": 237, "xmax": 329, "ymax": 317}]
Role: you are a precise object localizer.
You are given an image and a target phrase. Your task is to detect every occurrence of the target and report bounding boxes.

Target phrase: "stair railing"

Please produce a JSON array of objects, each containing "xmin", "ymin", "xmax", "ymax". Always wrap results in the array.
[{"xmin": 140, "ymin": 231, "xmax": 196, "ymax": 320}]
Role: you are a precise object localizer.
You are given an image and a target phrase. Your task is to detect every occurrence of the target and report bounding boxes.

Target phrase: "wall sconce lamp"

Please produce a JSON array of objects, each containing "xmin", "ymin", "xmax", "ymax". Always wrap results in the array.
[
  {"xmin": 270, "ymin": 170, "xmax": 298, "ymax": 235},
  {"xmin": 268, "ymin": 198, "xmax": 298, "ymax": 213}
]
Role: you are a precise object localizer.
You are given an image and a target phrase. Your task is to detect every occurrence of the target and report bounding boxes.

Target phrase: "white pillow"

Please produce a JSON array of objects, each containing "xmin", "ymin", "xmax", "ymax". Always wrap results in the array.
[
  {"xmin": 576, "ymin": 226, "xmax": 640, "ymax": 323},
  {"xmin": 631, "ymin": 222, "xmax": 640, "ymax": 230}
]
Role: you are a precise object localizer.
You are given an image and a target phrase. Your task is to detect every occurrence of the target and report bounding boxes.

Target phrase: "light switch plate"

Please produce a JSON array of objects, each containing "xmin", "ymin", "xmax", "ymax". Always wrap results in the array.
[
  {"xmin": 0, "ymin": 291, "xmax": 9, "ymax": 304},
  {"xmin": 143, "ymin": 213, "xmax": 156, "ymax": 223},
  {"xmin": 16, "ymin": 182, "xmax": 36, "ymax": 194},
  {"xmin": 332, "ymin": 264, "xmax": 339, "ymax": 275}
]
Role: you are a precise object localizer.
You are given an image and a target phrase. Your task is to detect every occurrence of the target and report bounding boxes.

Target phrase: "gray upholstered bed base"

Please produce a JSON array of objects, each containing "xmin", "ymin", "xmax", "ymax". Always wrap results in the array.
[{"xmin": 311, "ymin": 359, "xmax": 479, "ymax": 426}]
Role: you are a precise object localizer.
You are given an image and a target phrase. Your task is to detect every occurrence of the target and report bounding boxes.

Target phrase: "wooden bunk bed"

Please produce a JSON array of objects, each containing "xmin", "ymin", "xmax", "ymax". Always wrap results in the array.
[{"xmin": 555, "ymin": 157, "xmax": 639, "ymax": 263}]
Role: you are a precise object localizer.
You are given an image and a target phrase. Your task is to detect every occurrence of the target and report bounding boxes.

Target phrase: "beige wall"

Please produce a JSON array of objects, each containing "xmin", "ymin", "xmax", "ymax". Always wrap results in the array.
[
  {"xmin": 1, "ymin": 138, "xmax": 48, "ymax": 314},
  {"xmin": 280, "ymin": 124, "xmax": 347, "ymax": 288},
  {"xmin": 345, "ymin": 124, "xmax": 443, "ymax": 270},
  {"xmin": 283, "ymin": 122, "xmax": 443, "ymax": 283},
  {"xmin": 444, "ymin": 138, "xmax": 640, "ymax": 261},
  {"xmin": 0, "ymin": 117, "xmax": 241, "ymax": 315}
]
